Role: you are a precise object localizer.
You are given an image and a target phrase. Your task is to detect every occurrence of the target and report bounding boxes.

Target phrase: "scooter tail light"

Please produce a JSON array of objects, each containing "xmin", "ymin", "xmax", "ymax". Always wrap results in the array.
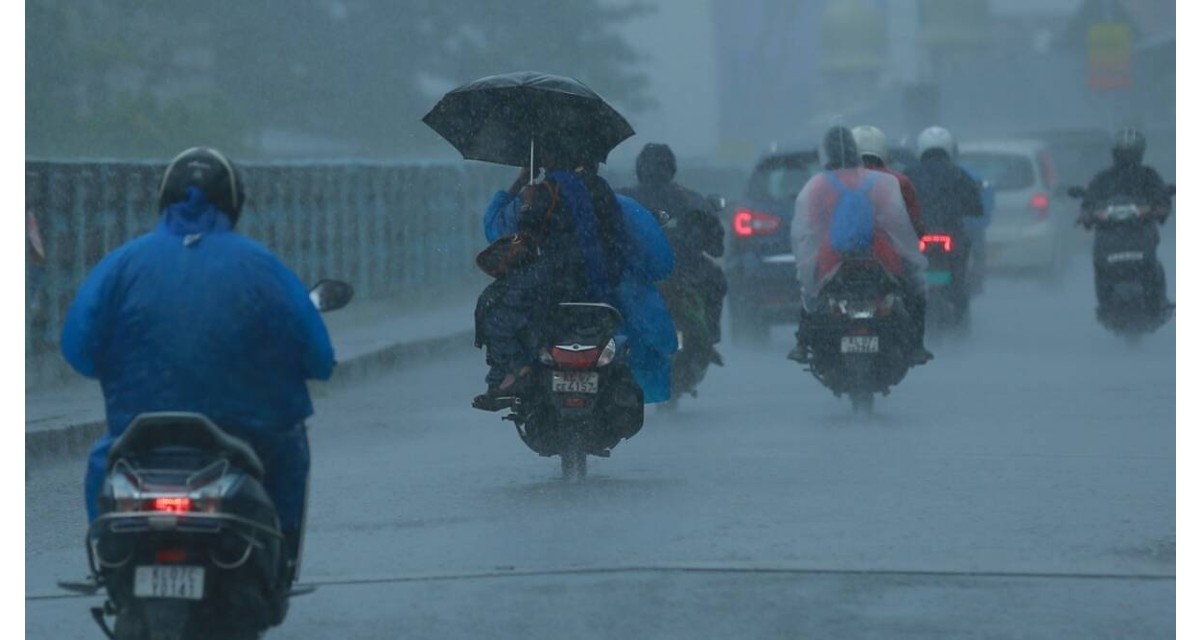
[
  {"xmin": 551, "ymin": 346, "xmax": 601, "ymax": 369},
  {"xmin": 596, "ymin": 338, "xmax": 618, "ymax": 367},
  {"xmin": 151, "ymin": 497, "xmax": 192, "ymax": 513},
  {"xmin": 919, "ymin": 234, "xmax": 953, "ymax": 253}
]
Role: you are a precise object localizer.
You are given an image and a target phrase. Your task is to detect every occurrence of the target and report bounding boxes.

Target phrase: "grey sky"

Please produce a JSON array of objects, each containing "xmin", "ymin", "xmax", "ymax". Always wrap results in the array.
[{"xmin": 614, "ymin": 0, "xmax": 1089, "ymax": 163}]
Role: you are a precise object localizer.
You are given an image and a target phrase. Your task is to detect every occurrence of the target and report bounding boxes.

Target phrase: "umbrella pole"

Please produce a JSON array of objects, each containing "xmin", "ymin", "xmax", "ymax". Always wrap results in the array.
[{"xmin": 529, "ymin": 139, "xmax": 535, "ymax": 185}]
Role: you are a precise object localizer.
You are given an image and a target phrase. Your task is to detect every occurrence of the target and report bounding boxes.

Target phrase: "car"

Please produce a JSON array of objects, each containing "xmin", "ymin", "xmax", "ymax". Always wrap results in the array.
[
  {"xmin": 725, "ymin": 147, "xmax": 819, "ymax": 346},
  {"xmin": 956, "ymin": 139, "xmax": 1073, "ymax": 279}
]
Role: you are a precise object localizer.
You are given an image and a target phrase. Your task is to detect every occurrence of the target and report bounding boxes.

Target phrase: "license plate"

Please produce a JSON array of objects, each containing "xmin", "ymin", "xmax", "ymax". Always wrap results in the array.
[
  {"xmin": 133, "ymin": 565, "xmax": 205, "ymax": 600},
  {"xmin": 925, "ymin": 271, "xmax": 952, "ymax": 286},
  {"xmin": 841, "ymin": 336, "xmax": 879, "ymax": 354},
  {"xmin": 552, "ymin": 371, "xmax": 599, "ymax": 394}
]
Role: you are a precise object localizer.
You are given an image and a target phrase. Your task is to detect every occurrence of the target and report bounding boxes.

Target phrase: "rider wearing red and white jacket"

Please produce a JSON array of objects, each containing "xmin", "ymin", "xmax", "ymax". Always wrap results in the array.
[{"xmin": 787, "ymin": 126, "xmax": 930, "ymax": 365}]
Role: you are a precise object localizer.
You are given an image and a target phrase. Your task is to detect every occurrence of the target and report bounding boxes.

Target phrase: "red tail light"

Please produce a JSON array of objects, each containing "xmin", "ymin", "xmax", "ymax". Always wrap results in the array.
[
  {"xmin": 1030, "ymin": 193, "xmax": 1050, "ymax": 218},
  {"xmin": 551, "ymin": 347, "xmax": 601, "ymax": 369},
  {"xmin": 151, "ymin": 497, "xmax": 192, "ymax": 513},
  {"xmin": 155, "ymin": 549, "xmax": 188, "ymax": 564},
  {"xmin": 919, "ymin": 234, "xmax": 953, "ymax": 253},
  {"xmin": 733, "ymin": 210, "xmax": 782, "ymax": 237}
]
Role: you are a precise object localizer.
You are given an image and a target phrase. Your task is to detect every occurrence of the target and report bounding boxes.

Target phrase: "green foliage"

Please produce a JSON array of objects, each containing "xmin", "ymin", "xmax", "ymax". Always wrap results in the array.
[{"xmin": 26, "ymin": 0, "xmax": 653, "ymax": 160}]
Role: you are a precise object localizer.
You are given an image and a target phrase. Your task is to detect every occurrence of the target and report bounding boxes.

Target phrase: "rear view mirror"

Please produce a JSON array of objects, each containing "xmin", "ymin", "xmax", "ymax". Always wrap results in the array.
[
  {"xmin": 1066, "ymin": 186, "xmax": 1086, "ymax": 199},
  {"xmin": 309, "ymin": 280, "xmax": 354, "ymax": 312}
]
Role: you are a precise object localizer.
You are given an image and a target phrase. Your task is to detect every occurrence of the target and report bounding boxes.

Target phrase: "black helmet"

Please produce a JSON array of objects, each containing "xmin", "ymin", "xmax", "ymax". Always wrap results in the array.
[
  {"xmin": 1112, "ymin": 127, "xmax": 1146, "ymax": 166},
  {"xmin": 636, "ymin": 143, "xmax": 677, "ymax": 185},
  {"xmin": 819, "ymin": 126, "xmax": 860, "ymax": 170},
  {"xmin": 158, "ymin": 147, "xmax": 245, "ymax": 223}
]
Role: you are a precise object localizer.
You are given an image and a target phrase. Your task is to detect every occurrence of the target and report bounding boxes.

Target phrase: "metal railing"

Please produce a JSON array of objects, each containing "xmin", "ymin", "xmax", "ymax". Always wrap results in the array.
[
  {"xmin": 25, "ymin": 160, "xmax": 510, "ymax": 357},
  {"xmin": 24, "ymin": 159, "xmax": 750, "ymax": 361}
]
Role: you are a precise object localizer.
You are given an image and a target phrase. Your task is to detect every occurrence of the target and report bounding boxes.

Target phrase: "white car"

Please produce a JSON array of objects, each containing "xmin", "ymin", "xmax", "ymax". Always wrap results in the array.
[{"xmin": 958, "ymin": 139, "xmax": 1073, "ymax": 278}]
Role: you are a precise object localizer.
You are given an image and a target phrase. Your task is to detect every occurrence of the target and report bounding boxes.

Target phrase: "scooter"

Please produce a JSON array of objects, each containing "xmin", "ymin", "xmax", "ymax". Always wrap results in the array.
[
  {"xmin": 59, "ymin": 280, "xmax": 354, "ymax": 640},
  {"xmin": 1068, "ymin": 185, "xmax": 1174, "ymax": 339}
]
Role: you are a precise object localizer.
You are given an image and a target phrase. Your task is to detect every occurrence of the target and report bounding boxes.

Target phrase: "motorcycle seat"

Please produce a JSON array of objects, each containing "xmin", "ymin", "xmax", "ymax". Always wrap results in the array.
[{"xmin": 107, "ymin": 412, "xmax": 266, "ymax": 479}]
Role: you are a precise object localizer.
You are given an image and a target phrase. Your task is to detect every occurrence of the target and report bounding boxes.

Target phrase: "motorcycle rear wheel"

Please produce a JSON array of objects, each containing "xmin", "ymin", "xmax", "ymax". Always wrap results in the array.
[
  {"xmin": 850, "ymin": 392, "xmax": 874, "ymax": 415},
  {"xmin": 560, "ymin": 431, "xmax": 587, "ymax": 482}
]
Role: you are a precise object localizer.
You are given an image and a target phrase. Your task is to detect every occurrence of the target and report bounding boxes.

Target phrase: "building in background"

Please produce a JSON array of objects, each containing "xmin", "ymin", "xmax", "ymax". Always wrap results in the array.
[{"xmin": 710, "ymin": 0, "xmax": 1172, "ymax": 171}]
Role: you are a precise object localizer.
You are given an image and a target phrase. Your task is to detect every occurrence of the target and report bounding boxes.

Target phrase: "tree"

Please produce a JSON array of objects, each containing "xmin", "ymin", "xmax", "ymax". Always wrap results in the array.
[{"xmin": 26, "ymin": 0, "xmax": 654, "ymax": 159}]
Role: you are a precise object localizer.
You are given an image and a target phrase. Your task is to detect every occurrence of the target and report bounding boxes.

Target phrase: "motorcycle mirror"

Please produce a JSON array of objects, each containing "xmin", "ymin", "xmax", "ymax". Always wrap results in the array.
[
  {"xmin": 309, "ymin": 280, "xmax": 354, "ymax": 312},
  {"xmin": 707, "ymin": 194, "xmax": 727, "ymax": 211},
  {"xmin": 1066, "ymin": 186, "xmax": 1085, "ymax": 199}
]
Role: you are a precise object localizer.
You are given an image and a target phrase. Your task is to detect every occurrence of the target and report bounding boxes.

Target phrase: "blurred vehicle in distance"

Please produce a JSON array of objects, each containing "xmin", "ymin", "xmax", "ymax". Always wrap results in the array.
[
  {"xmin": 957, "ymin": 139, "xmax": 1072, "ymax": 280},
  {"xmin": 725, "ymin": 147, "xmax": 819, "ymax": 346}
]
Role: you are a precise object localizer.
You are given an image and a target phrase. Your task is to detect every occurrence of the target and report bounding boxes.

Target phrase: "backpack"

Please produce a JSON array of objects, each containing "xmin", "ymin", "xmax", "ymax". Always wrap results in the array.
[{"xmin": 827, "ymin": 171, "xmax": 877, "ymax": 255}]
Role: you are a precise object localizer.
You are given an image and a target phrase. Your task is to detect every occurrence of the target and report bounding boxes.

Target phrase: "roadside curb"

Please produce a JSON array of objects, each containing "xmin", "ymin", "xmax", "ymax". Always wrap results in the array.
[{"xmin": 25, "ymin": 328, "xmax": 474, "ymax": 465}]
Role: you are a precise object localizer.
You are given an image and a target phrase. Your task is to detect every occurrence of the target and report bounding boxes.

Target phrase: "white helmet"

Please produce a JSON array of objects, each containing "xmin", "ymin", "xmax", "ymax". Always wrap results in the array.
[
  {"xmin": 917, "ymin": 126, "xmax": 956, "ymax": 159},
  {"xmin": 852, "ymin": 125, "xmax": 888, "ymax": 164}
]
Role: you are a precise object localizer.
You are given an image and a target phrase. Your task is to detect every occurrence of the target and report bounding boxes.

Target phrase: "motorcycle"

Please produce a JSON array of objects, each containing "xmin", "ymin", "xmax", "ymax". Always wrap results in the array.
[
  {"xmin": 491, "ymin": 302, "xmax": 644, "ymax": 481},
  {"xmin": 1068, "ymin": 185, "xmax": 1175, "ymax": 339},
  {"xmin": 654, "ymin": 197, "xmax": 725, "ymax": 410},
  {"xmin": 803, "ymin": 258, "xmax": 913, "ymax": 414},
  {"xmin": 658, "ymin": 272, "xmax": 712, "ymax": 410},
  {"xmin": 58, "ymin": 279, "xmax": 355, "ymax": 640},
  {"xmin": 919, "ymin": 232, "xmax": 969, "ymax": 335}
]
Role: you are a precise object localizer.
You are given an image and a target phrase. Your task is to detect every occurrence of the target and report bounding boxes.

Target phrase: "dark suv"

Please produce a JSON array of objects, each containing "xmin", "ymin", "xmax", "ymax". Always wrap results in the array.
[{"xmin": 726, "ymin": 148, "xmax": 820, "ymax": 345}]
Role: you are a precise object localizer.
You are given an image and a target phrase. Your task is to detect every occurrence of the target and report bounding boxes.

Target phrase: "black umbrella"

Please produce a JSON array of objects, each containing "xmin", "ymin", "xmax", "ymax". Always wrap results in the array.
[{"xmin": 421, "ymin": 71, "xmax": 635, "ymax": 169}]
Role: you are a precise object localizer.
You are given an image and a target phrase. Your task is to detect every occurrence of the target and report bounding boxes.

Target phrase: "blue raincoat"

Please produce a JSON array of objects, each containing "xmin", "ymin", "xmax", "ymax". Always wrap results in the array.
[
  {"xmin": 483, "ymin": 181, "xmax": 678, "ymax": 402},
  {"xmin": 62, "ymin": 187, "xmax": 334, "ymax": 530},
  {"xmin": 960, "ymin": 164, "xmax": 996, "ymax": 247}
]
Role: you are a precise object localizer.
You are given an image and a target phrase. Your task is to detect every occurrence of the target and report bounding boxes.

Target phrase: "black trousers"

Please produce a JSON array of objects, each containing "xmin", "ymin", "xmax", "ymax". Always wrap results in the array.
[{"xmin": 677, "ymin": 255, "xmax": 727, "ymax": 345}]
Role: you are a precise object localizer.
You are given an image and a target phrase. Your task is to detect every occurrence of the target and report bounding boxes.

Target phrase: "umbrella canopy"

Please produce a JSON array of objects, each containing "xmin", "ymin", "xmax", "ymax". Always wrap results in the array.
[{"xmin": 422, "ymin": 71, "xmax": 635, "ymax": 167}]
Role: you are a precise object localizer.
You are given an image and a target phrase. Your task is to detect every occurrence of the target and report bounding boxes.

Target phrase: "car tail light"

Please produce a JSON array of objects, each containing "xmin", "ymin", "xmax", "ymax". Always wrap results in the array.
[
  {"xmin": 151, "ymin": 497, "xmax": 192, "ymax": 513},
  {"xmin": 919, "ymin": 234, "xmax": 953, "ymax": 253},
  {"xmin": 551, "ymin": 346, "xmax": 601, "ymax": 369},
  {"xmin": 1030, "ymin": 193, "xmax": 1050, "ymax": 219},
  {"xmin": 733, "ymin": 210, "xmax": 782, "ymax": 237}
]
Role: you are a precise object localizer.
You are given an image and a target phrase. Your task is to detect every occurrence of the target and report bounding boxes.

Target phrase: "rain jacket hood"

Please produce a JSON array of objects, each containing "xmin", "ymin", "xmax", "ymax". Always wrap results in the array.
[
  {"xmin": 819, "ymin": 126, "xmax": 861, "ymax": 170},
  {"xmin": 63, "ymin": 189, "xmax": 335, "ymax": 519}
]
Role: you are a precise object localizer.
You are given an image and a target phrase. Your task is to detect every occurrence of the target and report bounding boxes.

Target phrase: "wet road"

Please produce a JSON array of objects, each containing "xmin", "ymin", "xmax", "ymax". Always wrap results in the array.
[{"xmin": 27, "ymin": 248, "xmax": 1175, "ymax": 638}]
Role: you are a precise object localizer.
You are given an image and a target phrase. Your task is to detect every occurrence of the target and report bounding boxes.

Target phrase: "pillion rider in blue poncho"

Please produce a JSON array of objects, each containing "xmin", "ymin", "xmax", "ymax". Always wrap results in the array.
[
  {"xmin": 61, "ymin": 147, "xmax": 334, "ymax": 586},
  {"xmin": 473, "ymin": 151, "xmax": 678, "ymax": 407}
]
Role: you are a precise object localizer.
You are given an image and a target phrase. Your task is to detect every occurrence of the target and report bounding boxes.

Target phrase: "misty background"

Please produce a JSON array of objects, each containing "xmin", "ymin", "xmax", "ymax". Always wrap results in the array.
[{"xmin": 26, "ymin": 0, "xmax": 1174, "ymax": 179}]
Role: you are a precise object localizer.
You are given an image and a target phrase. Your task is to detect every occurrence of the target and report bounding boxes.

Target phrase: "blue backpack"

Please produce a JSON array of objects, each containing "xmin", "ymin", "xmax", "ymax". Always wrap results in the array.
[{"xmin": 827, "ymin": 171, "xmax": 877, "ymax": 255}]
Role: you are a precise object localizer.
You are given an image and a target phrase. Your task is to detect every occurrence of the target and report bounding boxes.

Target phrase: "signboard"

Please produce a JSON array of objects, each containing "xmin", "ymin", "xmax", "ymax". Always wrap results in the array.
[{"xmin": 1088, "ymin": 22, "xmax": 1132, "ymax": 90}]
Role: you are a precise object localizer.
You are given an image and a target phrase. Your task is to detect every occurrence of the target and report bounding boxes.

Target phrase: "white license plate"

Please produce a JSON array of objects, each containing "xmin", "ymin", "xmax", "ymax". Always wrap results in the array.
[
  {"xmin": 841, "ymin": 336, "xmax": 880, "ymax": 354},
  {"xmin": 133, "ymin": 565, "xmax": 205, "ymax": 600},
  {"xmin": 552, "ymin": 371, "xmax": 599, "ymax": 394}
]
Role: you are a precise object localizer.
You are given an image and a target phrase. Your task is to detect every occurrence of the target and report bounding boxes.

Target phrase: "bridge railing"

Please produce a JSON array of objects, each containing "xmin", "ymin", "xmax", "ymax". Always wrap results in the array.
[{"xmin": 25, "ymin": 160, "xmax": 510, "ymax": 358}]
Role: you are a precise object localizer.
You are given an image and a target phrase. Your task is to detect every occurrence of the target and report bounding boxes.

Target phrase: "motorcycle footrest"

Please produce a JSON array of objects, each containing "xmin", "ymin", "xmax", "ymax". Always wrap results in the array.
[
  {"xmin": 288, "ymin": 584, "xmax": 318, "ymax": 598},
  {"xmin": 473, "ymin": 395, "xmax": 517, "ymax": 412},
  {"xmin": 59, "ymin": 578, "xmax": 101, "ymax": 596}
]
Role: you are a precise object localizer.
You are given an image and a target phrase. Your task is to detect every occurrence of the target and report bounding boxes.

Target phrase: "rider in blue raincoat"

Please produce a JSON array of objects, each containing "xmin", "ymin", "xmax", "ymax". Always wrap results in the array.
[
  {"xmin": 478, "ymin": 161, "xmax": 678, "ymax": 404},
  {"xmin": 61, "ymin": 148, "xmax": 333, "ymax": 584},
  {"xmin": 956, "ymin": 145, "xmax": 996, "ymax": 293}
]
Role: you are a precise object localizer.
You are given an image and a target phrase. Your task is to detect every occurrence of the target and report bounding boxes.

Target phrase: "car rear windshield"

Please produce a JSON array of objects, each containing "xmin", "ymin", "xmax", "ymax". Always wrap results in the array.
[
  {"xmin": 746, "ymin": 155, "xmax": 818, "ymax": 203},
  {"xmin": 957, "ymin": 153, "xmax": 1036, "ymax": 191}
]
